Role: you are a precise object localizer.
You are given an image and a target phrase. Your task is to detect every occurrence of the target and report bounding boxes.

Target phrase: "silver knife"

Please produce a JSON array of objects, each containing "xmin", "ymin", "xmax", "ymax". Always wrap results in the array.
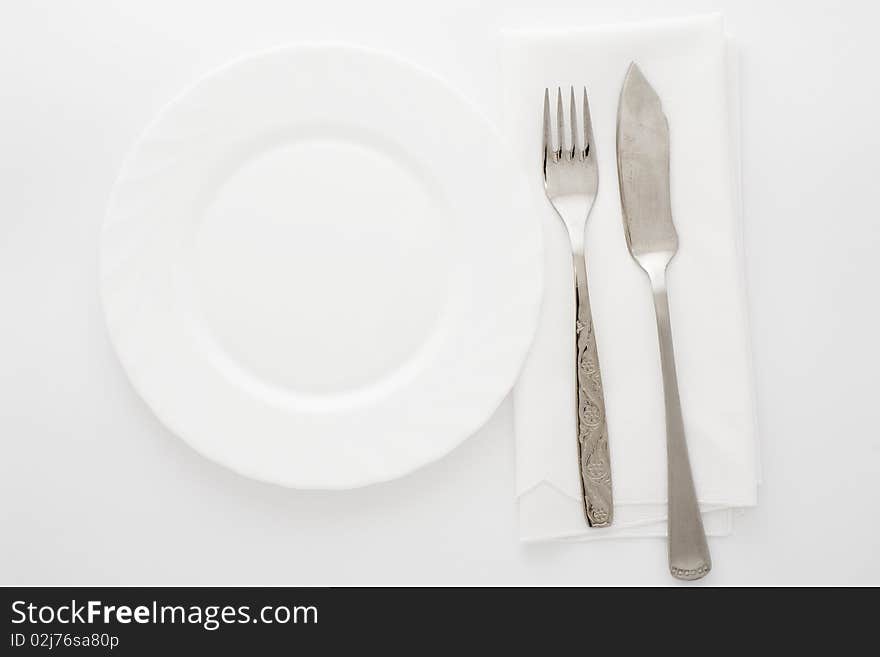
[{"xmin": 616, "ymin": 62, "xmax": 711, "ymax": 580}]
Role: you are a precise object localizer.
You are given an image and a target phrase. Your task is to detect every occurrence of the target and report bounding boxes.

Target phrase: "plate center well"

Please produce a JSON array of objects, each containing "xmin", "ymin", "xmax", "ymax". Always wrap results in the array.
[{"xmin": 190, "ymin": 135, "xmax": 448, "ymax": 396}]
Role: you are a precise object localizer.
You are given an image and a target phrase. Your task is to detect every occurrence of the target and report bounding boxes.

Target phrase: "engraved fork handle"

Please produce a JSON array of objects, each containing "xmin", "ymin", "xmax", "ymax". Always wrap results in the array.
[
  {"xmin": 573, "ymin": 252, "xmax": 612, "ymax": 527},
  {"xmin": 650, "ymin": 274, "xmax": 711, "ymax": 580}
]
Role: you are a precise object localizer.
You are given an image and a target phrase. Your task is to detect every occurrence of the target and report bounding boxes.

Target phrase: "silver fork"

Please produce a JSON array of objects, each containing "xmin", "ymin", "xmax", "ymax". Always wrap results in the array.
[{"xmin": 542, "ymin": 87, "xmax": 612, "ymax": 527}]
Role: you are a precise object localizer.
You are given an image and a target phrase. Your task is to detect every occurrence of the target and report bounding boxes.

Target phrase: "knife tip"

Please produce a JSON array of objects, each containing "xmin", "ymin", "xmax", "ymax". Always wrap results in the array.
[
  {"xmin": 620, "ymin": 61, "xmax": 661, "ymax": 110},
  {"xmin": 623, "ymin": 61, "xmax": 646, "ymax": 88}
]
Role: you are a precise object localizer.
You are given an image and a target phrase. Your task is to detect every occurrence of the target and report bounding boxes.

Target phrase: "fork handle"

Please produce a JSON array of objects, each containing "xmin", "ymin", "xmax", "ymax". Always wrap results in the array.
[
  {"xmin": 650, "ymin": 276, "xmax": 711, "ymax": 580},
  {"xmin": 572, "ymin": 253, "xmax": 612, "ymax": 527}
]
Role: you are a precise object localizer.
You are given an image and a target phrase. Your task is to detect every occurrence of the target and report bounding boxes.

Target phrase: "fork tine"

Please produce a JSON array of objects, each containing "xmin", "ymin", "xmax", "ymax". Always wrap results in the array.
[
  {"xmin": 542, "ymin": 88, "xmax": 551, "ymax": 162},
  {"xmin": 556, "ymin": 87, "xmax": 565, "ymax": 158},
  {"xmin": 569, "ymin": 86, "xmax": 578, "ymax": 159},
  {"xmin": 583, "ymin": 86, "xmax": 594, "ymax": 159}
]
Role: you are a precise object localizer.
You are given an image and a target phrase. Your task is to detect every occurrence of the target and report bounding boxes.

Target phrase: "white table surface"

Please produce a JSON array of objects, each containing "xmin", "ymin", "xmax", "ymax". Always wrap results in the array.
[{"xmin": 2, "ymin": 0, "xmax": 878, "ymax": 586}]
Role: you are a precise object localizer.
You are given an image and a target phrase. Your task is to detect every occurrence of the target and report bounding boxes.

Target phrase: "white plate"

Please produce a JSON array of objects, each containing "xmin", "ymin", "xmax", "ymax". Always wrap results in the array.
[{"xmin": 101, "ymin": 44, "xmax": 543, "ymax": 488}]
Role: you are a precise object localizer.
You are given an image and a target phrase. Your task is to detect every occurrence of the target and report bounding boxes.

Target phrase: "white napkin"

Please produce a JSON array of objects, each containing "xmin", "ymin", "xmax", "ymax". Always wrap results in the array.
[{"xmin": 500, "ymin": 14, "xmax": 760, "ymax": 541}]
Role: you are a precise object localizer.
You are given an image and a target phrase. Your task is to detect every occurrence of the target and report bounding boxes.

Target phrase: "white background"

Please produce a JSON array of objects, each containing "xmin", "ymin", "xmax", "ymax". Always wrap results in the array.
[{"xmin": 1, "ymin": 0, "xmax": 878, "ymax": 585}]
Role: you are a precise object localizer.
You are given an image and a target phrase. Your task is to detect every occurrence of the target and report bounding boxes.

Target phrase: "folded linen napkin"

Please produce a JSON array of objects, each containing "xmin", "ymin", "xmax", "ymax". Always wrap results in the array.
[{"xmin": 500, "ymin": 14, "xmax": 760, "ymax": 541}]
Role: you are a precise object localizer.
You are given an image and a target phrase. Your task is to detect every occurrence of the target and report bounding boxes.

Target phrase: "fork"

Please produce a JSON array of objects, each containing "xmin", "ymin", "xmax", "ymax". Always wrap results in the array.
[{"xmin": 542, "ymin": 87, "xmax": 612, "ymax": 527}]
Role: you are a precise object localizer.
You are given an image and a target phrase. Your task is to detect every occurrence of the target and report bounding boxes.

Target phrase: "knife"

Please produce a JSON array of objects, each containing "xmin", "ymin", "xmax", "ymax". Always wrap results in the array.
[{"xmin": 616, "ymin": 62, "xmax": 712, "ymax": 580}]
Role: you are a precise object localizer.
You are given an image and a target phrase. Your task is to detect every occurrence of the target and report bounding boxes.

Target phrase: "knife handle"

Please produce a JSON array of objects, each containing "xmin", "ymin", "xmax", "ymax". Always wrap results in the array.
[
  {"xmin": 572, "ymin": 253, "xmax": 613, "ymax": 528},
  {"xmin": 650, "ymin": 276, "xmax": 711, "ymax": 580}
]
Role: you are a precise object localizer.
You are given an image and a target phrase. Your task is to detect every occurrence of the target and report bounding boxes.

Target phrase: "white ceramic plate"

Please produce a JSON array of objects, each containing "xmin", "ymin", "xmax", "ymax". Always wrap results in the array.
[{"xmin": 101, "ymin": 45, "xmax": 542, "ymax": 488}]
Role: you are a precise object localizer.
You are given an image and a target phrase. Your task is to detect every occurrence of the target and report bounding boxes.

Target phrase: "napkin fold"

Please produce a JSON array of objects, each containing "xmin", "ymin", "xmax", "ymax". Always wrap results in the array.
[{"xmin": 500, "ymin": 14, "xmax": 760, "ymax": 541}]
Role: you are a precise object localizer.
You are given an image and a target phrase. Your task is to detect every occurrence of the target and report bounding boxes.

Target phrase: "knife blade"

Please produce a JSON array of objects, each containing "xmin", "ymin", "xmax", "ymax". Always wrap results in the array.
[{"xmin": 617, "ymin": 63, "xmax": 677, "ymax": 263}]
